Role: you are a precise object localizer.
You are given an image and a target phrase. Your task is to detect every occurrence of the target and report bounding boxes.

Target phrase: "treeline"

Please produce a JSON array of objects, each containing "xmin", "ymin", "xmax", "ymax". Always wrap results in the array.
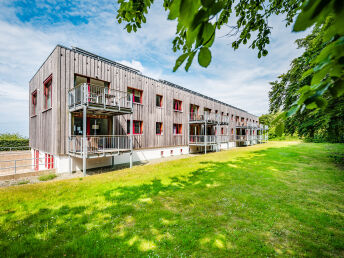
[{"xmin": 261, "ymin": 18, "xmax": 344, "ymax": 143}]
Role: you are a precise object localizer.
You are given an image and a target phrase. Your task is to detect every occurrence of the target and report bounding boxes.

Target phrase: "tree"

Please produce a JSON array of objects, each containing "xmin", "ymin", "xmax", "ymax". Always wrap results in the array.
[
  {"xmin": 116, "ymin": 0, "xmax": 344, "ymax": 112},
  {"xmin": 269, "ymin": 18, "xmax": 344, "ymax": 142}
]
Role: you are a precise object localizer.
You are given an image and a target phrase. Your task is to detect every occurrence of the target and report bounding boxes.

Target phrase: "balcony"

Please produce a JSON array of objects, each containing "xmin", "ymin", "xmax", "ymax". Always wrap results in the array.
[
  {"xmin": 189, "ymin": 135, "xmax": 217, "ymax": 145},
  {"xmin": 69, "ymin": 135, "xmax": 130, "ymax": 158},
  {"xmin": 188, "ymin": 112, "xmax": 229, "ymax": 124},
  {"xmin": 68, "ymin": 83, "xmax": 133, "ymax": 114}
]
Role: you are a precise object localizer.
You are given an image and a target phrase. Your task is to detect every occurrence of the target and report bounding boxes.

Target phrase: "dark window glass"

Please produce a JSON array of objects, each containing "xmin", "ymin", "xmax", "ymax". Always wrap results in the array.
[
  {"xmin": 156, "ymin": 122, "xmax": 162, "ymax": 134},
  {"xmin": 156, "ymin": 95, "xmax": 162, "ymax": 107}
]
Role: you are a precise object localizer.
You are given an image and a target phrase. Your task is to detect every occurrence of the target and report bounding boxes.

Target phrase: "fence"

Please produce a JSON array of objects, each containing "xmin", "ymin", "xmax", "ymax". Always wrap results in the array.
[
  {"xmin": 0, "ymin": 146, "xmax": 31, "ymax": 152},
  {"xmin": 0, "ymin": 156, "xmax": 54, "ymax": 175}
]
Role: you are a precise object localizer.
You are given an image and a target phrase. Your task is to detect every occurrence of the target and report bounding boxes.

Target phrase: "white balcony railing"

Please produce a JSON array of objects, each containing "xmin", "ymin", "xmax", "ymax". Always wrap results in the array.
[
  {"xmin": 68, "ymin": 83, "xmax": 132, "ymax": 110},
  {"xmin": 69, "ymin": 135, "xmax": 130, "ymax": 155},
  {"xmin": 189, "ymin": 135, "xmax": 217, "ymax": 144},
  {"xmin": 189, "ymin": 112, "xmax": 230, "ymax": 124}
]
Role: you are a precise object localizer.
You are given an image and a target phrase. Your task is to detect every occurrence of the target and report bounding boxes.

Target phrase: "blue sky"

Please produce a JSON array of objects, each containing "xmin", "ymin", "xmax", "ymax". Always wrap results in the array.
[{"xmin": 0, "ymin": 0, "xmax": 307, "ymax": 137}]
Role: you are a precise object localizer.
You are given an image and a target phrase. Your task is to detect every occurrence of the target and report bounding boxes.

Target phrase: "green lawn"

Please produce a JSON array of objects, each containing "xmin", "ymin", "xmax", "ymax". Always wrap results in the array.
[{"xmin": 0, "ymin": 142, "xmax": 343, "ymax": 257}]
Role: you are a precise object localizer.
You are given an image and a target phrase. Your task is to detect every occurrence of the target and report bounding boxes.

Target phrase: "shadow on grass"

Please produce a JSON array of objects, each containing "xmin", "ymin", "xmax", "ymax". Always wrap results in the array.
[{"xmin": 1, "ymin": 143, "xmax": 343, "ymax": 256}]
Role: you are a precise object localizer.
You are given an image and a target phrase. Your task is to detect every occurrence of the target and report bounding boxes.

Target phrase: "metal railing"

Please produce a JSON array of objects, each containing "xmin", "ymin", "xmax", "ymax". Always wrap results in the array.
[
  {"xmin": 0, "ymin": 146, "xmax": 31, "ymax": 152},
  {"xmin": 236, "ymin": 135, "xmax": 247, "ymax": 141},
  {"xmin": 0, "ymin": 156, "xmax": 54, "ymax": 175},
  {"xmin": 69, "ymin": 135, "xmax": 130, "ymax": 155},
  {"xmin": 189, "ymin": 112, "xmax": 230, "ymax": 124},
  {"xmin": 68, "ymin": 83, "xmax": 132, "ymax": 110},
  {"xmin": 189, "ymin": 135, "xmax": 217, "ymax": 144},
  {"xmin": 217, "ymin": 135, "xmax": 230, "ymax": 143}
]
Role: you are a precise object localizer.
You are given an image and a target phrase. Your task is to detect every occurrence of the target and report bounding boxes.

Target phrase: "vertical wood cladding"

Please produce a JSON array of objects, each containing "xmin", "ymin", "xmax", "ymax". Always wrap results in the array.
[{"xmin": 29, "ymin": 45, "xmax": 259, "ymax": 155}]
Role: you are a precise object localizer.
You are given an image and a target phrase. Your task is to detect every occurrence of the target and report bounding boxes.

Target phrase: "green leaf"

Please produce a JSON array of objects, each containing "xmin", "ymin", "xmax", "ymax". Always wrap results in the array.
[
  {"xmin": 191, "ymin": 9, "xmax": 207, "ymax": 30},
  {"xmin": 293, "ymin": 0, "xmax": 331, "ymax": 32},
  {"xmin": 198, "ymin": 47, "xmax": 212, "ymax": 67},
  {"xmin": 126, "ymin": 24, "xmax": 132, "ymax": 33},
  {"xmin": 301, "ymin": 68, "xmax": 314, "ymax": 80},
  {"xmin": 286, "ymin": 105, "xmax": 299, "ymax": 117},
  {"xmin": 202, "ymin": 22, "xmax": 215, "ymax": 47},
  {"xmin": 306, "ymin": 101, "xmax": 318, "ymax": 109},
  {"xmin": 179, "ymin": 0, "xmax": 200, "ymax": 26},
  {"xmin": 173, "ymin": 53, "xmax": 189, "ymax": 72},
  {"xmin": 185, "ymin": 51, "xmax": 196, "ymax": 71},
  {"xmin": 168, "ymin": 0, "xmax": 182, "ymax": 20},
  {"xmin": 330, "ymin": 79, "xmax": 344, "ymax": 97},
  {"xmin": 201, "ymin": 0, "xmax": 212, "ymax": 8}
]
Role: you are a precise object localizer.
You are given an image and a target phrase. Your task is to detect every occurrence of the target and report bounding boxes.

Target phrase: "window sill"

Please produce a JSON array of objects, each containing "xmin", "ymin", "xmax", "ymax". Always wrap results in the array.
[
  {"xmin": 173, "ymin": 110, "xmax": 183, "ymax": 113},
  {"xmin": 156, "ymin": 133, "xmax": 164, "ymax": 136},
  {"xmin": 30, "ymin": 114, "xmax": 37, "ymax": 118},
  {"xmin": 173, "ymin": 134, "xmax": 183, "ymax": 136},
  {"xmin": 133, "ymin": 102, "xmax": 144, "ymax": 106},
  {"xmin": 156, "ymin": 106, "xmax": 163, "ymax": 109},
  {"xmin": 42, "ymin": 108, "xmax": 52, "ymax": 113}
]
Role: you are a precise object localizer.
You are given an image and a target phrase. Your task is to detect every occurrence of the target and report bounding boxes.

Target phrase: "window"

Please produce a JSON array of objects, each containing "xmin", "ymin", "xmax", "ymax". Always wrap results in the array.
[
  {"xmin": 127, "ymin": 120, "xmax": 143, "ymax": 134},
  {"xmin": 190, "ymin": 104, "xmax": 199, "ymax": 113},
  {"xmin": 215, "ymin": 110, "xmax": 218, "ymax": 114},
  {"xmin": 156, "ymin": 95, "xmax": 163, "ymax": 107},
  {"xmin": 221, "ymin": 112, "xmax": 224, "ymax": 116},
  {"xmin": 44, "ymin": 75, "xmax": 52, "ymax": 109},
  {"xmin": 128, "ymin": 87, "xmax": 143, "ymax": 104},
  {"xmin": 173, "ymin": 99, "xmax": 182, "ymax": 111},
  {"xmin": 204, "ymin": 108, "xmax": 211, "ymax": 114},
  {"xmin": 221, "ymin": 128, "xmax": 224, "ymax": 134},
  {"xmin": 173, "ymin": 124, "xmax": 182, "ymax": 135},
  {"xmin": 156, "ymin": 122, "xmax": 163, "ymax": 135},
  {"xmin": 45, "ymin": 153, "xmax": 54, "ymax": 169},
  {"xmin": 231, "ymin": 114, "xmax": 234, "ymax": 120},
  {"xmin": 231, "ymin": 128, "xmax": 234, "ymax": 134},
  {"xmin": 31, "ymin": 90, "xmax": 37, "ymax": 116}
]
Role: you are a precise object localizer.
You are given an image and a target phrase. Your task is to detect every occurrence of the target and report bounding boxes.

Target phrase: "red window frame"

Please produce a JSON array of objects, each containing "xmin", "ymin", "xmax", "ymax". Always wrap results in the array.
[
  {"xmin": 190, "ymin": 104, "xmax": 199, "ymax": 114},
  {"xmin": 128, "ymin": 87, "xmax": 143, "ymax": 104},
  {"xmin": 156, "ymin": 95, "xmax": 163, "ymax": 107},
  {"xmin": 34, "ymin": 150, "xmax": 39, "ymax": 171},
  {"xmin": 31, "ymin": 90, "xmax": 37, "ymax": 116},
  {"xmin": 127, "ymin": 120, "xmax": 143, "ymax": 134},
  {"xmin": 156, "ymin": 122, "xmax": 163, "ymax": 135},
  {"xmin": 221, "ymin": 128, "xmax": 224, "ymax": 135},
  {"xmin": 173, "ymin": 124, "xmax": 182, "ymax": 135},
  {"xmin": 45, "ymin": 153, "xmax": 54, "ymax": 169},
  {"xmin": 43, "ymin": 74, "xmax": 52, "ymax": 110},
  {"xmin": 173, "ymin": 99, "xmax": 182, "ymax": 111}
]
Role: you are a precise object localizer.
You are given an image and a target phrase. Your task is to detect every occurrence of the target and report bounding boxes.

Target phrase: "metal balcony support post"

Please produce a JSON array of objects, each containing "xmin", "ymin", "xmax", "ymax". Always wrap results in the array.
[
  {"xmin": 68, "ymin": 111, "xmax": 72, "ymax": 174},
  {"xmin": 129, "ymin": 95, "xmax": 133, "ymax": 168},
  {"xmin": 83, "ymin": 104, "xmax": 87, "ymax": 177},
  {"xmin": 204, "ymin": 112, "xmax": 207, "ymax": 154},
  {"xmin": 103, "ymin": 87, "xmax": 106, "ymax": 109},
  {"xmin": 112, "ymin": 115, "xmax": 115, "ymax": 167}
]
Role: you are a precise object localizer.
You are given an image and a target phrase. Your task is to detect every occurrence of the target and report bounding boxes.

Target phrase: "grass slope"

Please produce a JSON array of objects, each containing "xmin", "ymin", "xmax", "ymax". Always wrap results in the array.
[{"xmin": 0, "ymin": 142, "xmax": 343, "ymax": 257}]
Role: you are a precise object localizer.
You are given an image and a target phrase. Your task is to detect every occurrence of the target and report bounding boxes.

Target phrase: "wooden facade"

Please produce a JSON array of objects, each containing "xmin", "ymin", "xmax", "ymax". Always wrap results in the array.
[{"xmin": 29, "ymin": 45, "xmax": 259, "ymax": 156}]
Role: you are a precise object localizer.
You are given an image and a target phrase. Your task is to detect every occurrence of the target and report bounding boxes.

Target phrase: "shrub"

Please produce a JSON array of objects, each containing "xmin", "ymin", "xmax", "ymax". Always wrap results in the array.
[
  {"xmin": 0, "ymin": 133, "xmax": 29, "ymax": 151},
  {"xmin": 38, "ymin": 174, "xmax": 57, "ymax": 181},
  {"xmin": 17, "ymin": 180, "xmax": 30, "ymax": 185}
]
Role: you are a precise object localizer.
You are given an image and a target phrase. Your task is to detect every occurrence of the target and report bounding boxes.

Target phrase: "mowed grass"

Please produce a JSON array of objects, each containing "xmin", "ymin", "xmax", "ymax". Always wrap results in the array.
[{"xmin": 0, "ymin": 142, "xmax": 343, "ymax": 257}]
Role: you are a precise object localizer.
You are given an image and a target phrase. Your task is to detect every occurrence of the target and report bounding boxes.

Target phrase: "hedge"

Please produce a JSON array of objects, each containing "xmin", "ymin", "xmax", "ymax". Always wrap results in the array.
[{"xmin": 0, "ymin": 139, "xmax": 30, "ymax": 151}]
